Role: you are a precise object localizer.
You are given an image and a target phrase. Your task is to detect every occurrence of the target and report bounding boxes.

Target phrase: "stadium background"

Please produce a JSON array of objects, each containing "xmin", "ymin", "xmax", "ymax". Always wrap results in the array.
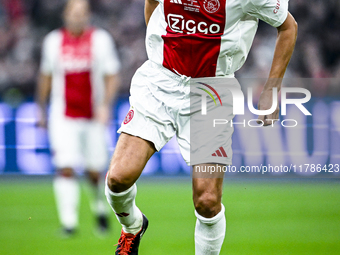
[{"xmin": 0, "ymin": 0, "xmax": 339, "ymax": 254}]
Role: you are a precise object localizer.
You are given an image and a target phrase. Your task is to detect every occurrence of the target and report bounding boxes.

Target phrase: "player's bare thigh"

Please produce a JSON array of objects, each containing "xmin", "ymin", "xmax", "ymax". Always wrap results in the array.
[
  {"xmin": 192, "ymin": 163, "xmax": 224, "ymax": 218},
  {"xmin": 107, "ymin": 132, "xmax": 156, "ymax": 193}
]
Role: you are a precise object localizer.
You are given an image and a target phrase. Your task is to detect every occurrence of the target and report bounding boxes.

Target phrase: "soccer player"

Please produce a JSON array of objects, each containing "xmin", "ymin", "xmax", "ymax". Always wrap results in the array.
[
  {"xmin": 37, "ymin": 0, "xmax": 120, "ymax": 235},
  {"xmin": 105, "ymin": 0, "xmax": 297, "ymax": 254}
]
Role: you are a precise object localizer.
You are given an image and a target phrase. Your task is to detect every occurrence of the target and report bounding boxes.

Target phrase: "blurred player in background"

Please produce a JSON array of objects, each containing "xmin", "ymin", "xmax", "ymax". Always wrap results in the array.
[
  {"xmin": 105, "ymin": 0, "xmax": 297, "ymax": 254},
  {"xmin": 37, "ymin": 0, "xmax": 120, "ymax": 235}
]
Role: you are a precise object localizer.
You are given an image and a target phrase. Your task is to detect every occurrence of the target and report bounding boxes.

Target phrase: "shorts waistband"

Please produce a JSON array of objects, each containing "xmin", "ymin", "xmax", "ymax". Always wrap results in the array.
[
  {"xmin": 149, "ymin": 61, "xmax": 189, "ymax": 83},
  {"xmin": 148, "ymin": 61, "xmax": 235, "ymax": 85}
]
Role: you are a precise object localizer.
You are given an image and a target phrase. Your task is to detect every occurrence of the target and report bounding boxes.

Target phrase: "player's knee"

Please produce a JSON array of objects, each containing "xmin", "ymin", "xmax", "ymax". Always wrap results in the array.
[
  {"xmin": 107, "ymin": 169, "xmax": 134, "ymax": 193},
  {"xmin": 194, "ymin": 192, "xmax": 221, "ymax": 218},
  {"xmin": 86, "ymin": 171, "xmax": 100, "ymax": 186},
  {"xmin": 58, "ymin": 167, "xmax": 75, "ymax": 177}
]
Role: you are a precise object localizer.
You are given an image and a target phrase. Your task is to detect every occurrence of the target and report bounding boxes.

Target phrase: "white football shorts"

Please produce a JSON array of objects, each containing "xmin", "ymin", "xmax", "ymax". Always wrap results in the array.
[
  {"xmin": 118, "ymin": 60, "xmax": 238, "ymax": 166},
  {"xmin": 49, "ymin": 115, "xmax": 109, "ymax": 171}
]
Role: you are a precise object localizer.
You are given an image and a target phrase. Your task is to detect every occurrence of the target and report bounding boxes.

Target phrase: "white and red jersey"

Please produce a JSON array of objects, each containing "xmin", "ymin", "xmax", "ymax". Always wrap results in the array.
[
  {"xmin": 147, "ymin": 0, "xmax": 288, "ymax": 77},
  {"xmin": 40, "ymin": 27, "xmax": 120, "ymax": 119}
]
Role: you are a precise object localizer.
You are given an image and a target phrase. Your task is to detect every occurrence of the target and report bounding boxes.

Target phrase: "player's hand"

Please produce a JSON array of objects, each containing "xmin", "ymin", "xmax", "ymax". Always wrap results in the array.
[
  {"xmin": 36, "ymin": 116, "xmax": 48, "ymax": 129},
  {"xmin": 95, "ymin": 105, "xmax": 111, "ymax": 125},
  {"xmin": 256, "ymin": 88, "xmax": 280, "ymax": 126}
]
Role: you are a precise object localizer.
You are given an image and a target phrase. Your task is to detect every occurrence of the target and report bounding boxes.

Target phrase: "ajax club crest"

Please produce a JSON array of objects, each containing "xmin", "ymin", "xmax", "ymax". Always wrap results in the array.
[
  {"xmin": 203, "ymin": 0, "xmax": 220, "ymax": 13},
  {"xmin": 123, "ymin": 109, "xmax": 134, "ymax": 124}
]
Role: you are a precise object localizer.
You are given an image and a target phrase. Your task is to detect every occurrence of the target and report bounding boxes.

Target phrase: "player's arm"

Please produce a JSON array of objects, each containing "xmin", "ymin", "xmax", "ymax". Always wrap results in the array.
[
  {"xmin": 268, "ymin": 12, "xmax": 298, "ymax": 82},
  {"xmin": 97, "ymin": 74, "xmax": 120, "ymax": 125},
  {"xmin": 145, "ymin": 0, "xmax": 159, "ymax": 26},
  {"xmin": 36, "ymin": 73, "xmax": 52, "ymax": 128},
  {"xmin": 257, "ymin": 12, "xmax": 298, "ymax": 125}
]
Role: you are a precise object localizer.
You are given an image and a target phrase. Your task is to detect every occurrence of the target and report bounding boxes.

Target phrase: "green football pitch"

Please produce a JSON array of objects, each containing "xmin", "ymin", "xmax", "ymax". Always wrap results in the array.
[{"xmin": 0, "ymin": 177, "xmax": 339, "ymax": 255}]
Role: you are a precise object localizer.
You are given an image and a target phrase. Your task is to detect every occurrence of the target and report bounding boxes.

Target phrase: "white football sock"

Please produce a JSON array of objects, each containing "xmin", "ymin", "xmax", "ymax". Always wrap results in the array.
[
  {"xmin": 195, "ymin": 204, "xmax": 226, "ymax": 255},
  {"xmin": 105, "ymin": 179, "xmax": 143, "ymax": 235},
  {"xmin": 92, "ymin": 197, "xmax": 107, "ymax": 216},
  {"xmin": 53, "ymin": 176, "xmax": 80, "ymax": 230}
]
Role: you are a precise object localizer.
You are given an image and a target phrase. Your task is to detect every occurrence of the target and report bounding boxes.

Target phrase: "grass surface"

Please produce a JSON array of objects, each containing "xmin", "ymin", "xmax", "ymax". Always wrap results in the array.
[{"xmin": 0, "ymin": 177, "xmax": 339, "ymax": 255}]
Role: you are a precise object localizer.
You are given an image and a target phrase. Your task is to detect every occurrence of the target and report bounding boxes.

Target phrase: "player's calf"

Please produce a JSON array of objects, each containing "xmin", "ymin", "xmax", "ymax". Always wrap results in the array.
[{"xmin": 192, "ymin": 175, "xmax": 226, "ymax": 254}]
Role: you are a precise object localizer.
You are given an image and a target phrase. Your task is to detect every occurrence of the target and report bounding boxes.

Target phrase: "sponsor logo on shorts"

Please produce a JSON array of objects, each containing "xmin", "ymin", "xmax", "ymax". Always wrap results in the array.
[
  {"xmin": 203, "ymin": 0, "xmax": 220, "ymax": 14},
  {"xmin": 123, "ymin": 110, "xmax": 134, "ymax": 124},
  {"xmin": 212, "ymin": 146, "xmax": 228, "ymax": 157}
]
